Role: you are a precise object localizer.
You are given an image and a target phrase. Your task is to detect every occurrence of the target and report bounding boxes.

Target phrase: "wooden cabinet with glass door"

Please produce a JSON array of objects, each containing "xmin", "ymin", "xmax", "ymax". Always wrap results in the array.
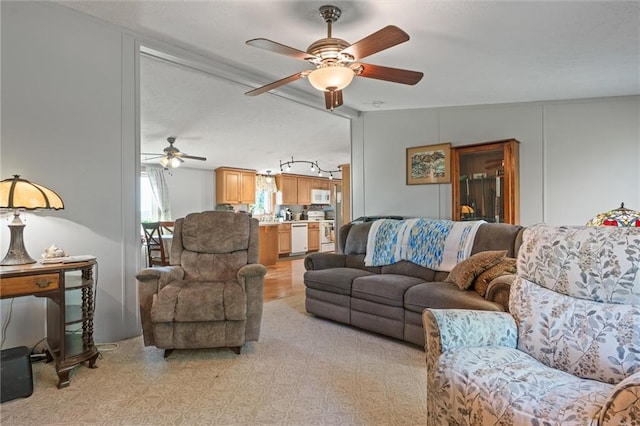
[{"xmin": 451, "ymin": 139, "xmax": 520, "ymax": 224}]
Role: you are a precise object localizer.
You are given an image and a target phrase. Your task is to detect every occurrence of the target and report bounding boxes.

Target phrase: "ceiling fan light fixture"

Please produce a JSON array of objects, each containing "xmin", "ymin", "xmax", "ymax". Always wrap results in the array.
[
  {"xmin": 308, "ymin": 66, "xmax": 354, "ymax": 91},
  {"xmin": 160, "ymin": 156, "xmax": 182, "ymax": 169}
]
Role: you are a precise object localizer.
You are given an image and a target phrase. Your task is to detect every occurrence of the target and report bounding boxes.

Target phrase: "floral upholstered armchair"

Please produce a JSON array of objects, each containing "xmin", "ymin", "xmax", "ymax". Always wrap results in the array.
[
  {"xmin": 136, "ymin": 211, "xmax": 266, "ymax": 357},
  {"xmin": 423, "ymin": 224, "xmax": 640, "ymax": 425}
]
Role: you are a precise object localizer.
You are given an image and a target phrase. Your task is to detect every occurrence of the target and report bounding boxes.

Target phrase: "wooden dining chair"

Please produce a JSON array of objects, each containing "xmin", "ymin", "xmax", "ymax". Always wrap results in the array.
[
  {"xmin": 141, "ymin": 222, "xmax": 169, "ymax": 267},
  {"xmin": 158, "ymin": 221, "xmax": 174, "ymax": 235}
]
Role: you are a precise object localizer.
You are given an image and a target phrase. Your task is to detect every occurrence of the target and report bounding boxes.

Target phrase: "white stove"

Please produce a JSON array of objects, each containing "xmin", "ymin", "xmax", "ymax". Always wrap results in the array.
[
  {"xmin": 307, "ymin": 211, "xmax": 335, "ymax": 252},
  {"xmin": 306, "ymin": 211, "xmax": 325, "ymax": 221}
]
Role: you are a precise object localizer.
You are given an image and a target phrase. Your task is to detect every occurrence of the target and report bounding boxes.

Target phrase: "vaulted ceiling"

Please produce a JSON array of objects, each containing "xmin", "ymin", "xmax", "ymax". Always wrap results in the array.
[{"xmin": 56, "ymin": 1, "xmax": 640, "ymax": 176}]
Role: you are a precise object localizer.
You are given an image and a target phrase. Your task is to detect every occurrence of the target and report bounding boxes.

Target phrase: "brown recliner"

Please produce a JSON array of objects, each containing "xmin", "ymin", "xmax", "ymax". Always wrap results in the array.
[{"xmin": 136, "ymin": 211, "xmax": 266, "ymax": 357}]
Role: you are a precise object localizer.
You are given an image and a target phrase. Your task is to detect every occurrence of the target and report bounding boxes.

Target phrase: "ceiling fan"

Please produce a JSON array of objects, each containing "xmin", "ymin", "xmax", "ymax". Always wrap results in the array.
[
  {"xmin": 245, "ymin": 5, "xmax": 423, "ymax": 110},
  {"xmin": 142, "ymin": 137, "xmax": 207, "ymax": 169}
]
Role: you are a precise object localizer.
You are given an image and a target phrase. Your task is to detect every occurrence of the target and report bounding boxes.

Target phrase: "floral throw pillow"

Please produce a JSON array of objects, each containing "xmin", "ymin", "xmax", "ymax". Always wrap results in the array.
[
  {"xmin": 474, "ymin": 257, "xmax": 517, "ymax": 296},
  {"xmin": 445, "ymin": 250, "xmax": 507, "ymax": 290}
]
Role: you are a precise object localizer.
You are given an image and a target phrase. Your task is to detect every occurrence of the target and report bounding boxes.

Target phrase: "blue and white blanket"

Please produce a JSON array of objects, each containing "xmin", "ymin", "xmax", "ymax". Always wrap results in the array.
[{"xmin": 363, "ymin": 218, "xmax": 486, "ymax": 272}]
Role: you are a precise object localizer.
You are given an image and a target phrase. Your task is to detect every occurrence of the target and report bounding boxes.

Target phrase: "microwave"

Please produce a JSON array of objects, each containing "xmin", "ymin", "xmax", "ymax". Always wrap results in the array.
[{"xmin": 311, "ymin": 189, "xmax": 331, "ymax": 204}]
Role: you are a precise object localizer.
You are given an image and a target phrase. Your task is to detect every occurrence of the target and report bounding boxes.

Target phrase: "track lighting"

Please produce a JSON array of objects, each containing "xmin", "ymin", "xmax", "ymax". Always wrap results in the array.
[{"xmin": 278, "ymin": 157, "xmax": 341, "ymax": 177}]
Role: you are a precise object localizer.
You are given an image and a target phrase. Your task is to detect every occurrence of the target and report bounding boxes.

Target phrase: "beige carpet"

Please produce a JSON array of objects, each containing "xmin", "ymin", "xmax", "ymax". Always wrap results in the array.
[{"xmin": 0, "ymin": 295, "xmax": 427, "ymax": 425}]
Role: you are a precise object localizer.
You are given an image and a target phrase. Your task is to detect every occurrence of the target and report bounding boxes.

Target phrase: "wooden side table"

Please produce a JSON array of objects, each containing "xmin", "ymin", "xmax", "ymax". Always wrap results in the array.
[{"xmin": 0, "ymin": 260, "xmax": 99, "ymax": 388}]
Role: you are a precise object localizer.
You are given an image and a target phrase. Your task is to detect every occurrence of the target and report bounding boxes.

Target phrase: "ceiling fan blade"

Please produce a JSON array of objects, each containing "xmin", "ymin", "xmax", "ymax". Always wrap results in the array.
[
  {"xmin": 324, "ymin": 90, "xmax": 343, "ymax": 110},
  {"xmin": 246, "ymin": 38, "xmax": 318, "ymax": 62},
  {"xmin": 341, "ymin": 26, "xmax": 409, "ymax": 61},
  {"xmin": 141, "ymin": 154, "xmax": 165, "ymax": 160},
  {"xmin": 357, "ymin": 63, "xmax": 424, "ymax": 85},
  {"xmin": 245, "ymin": 72, "xmax": 308, "ymax": 96},
  {"xmin": 181, "ymin": 154, "xmax": 207, "ymax": 161}
]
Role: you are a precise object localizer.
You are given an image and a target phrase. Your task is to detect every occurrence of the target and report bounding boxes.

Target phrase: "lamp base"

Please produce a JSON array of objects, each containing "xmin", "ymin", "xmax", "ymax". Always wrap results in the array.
[{"xmin": 1, "ymin": 220, "xmax": 36, "ymax": 266}]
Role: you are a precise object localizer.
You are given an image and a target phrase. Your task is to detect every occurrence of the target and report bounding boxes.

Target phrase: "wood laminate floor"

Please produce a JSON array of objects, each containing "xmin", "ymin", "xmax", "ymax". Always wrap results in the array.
[{"xmin": 263, "ymin": 257, "xmax": 306, "ymax": 302}]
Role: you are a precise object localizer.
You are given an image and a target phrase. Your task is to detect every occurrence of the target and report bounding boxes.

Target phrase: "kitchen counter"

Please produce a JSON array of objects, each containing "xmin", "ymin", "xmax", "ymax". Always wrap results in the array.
[{"xmin": 259, "ymin": 219, "xmax": 333, "ymax": 226}]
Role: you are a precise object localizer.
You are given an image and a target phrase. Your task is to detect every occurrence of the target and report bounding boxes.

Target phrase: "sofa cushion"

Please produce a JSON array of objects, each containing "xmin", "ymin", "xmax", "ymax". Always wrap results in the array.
[
  {"xmin": 474, "ymin": 257, "xmax": 517, "ymax": 296},
  {"xmin": 304, "ymin": 268, "xmax": 374, "ymax": 295},
  {"xmin": 471, "ymin": 223, "xmax": 523, "ymax": 257},
  {"xmin": 445, "ymin": 250, "xmax": 507, "ymax": 290},
  {"xmin": 344, "ymin": 222, "xmax": 373, "ymax": 255},
  {"xmin": 431, "ymin": 345, "xmax": 612, "ymax": 425},
  {"xmin": 404, "ymin": 282, "xmax": 504, "ymax": 313},
  {"xmin": 381, "ymin": 260, "xmax": 436, "ymax": 281},
  {"xmin": 352, "ymin": 274, "xmax": 425, "ymax": 307}
]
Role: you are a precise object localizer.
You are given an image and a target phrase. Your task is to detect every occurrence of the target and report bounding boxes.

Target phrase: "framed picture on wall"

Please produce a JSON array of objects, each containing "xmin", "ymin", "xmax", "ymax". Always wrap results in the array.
[{"xmin": 406, "ymin": 143, "xmax": 451, "ymax": 185}]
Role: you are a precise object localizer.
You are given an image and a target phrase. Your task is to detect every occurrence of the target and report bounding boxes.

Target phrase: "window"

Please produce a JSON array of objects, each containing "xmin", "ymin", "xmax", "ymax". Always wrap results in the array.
[{"xmin": 140, "ymin": 172, "xmax": 159, "ymax": 222}]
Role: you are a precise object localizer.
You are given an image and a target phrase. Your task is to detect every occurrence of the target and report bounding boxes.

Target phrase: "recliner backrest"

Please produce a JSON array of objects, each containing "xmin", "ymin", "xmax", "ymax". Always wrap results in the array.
[
  {"xmin": 511, "ymin": 224, "xmax": 640, "ymax": 384},
  {"xmin": 170, "ymin": 211, "xmax": 259, "ymax": 281}
]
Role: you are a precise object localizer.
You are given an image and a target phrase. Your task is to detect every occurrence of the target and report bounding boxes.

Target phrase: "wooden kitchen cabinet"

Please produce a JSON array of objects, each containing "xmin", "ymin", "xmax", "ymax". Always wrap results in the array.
[
  {"xmin": 215, "ymin": 167, "xmax": 256, "ymax": 204},
  {"xmin": 308, "ymin": 222, "xmax": 320, "ymax": 252},
  {"xmin": 276, "ymin": 175, "xmax": 298, "ymax": 205},
  {"xmin": 312, "ymin": 179, "xmax": 330, "ymax": 190},
  {"xmin": 297, "ymin": 177, "xmax": 312, "ymax": 205},
  {"xmin": 451, "ymin": 139, "xmax": 520, "ymax": 224},
  {"xmin": 278, "ymin": 223, "xmax": 291, "ymax": 255},
  {"xmin": 259, "ymin": 225, "xmax": 278, "ymax": 266}
]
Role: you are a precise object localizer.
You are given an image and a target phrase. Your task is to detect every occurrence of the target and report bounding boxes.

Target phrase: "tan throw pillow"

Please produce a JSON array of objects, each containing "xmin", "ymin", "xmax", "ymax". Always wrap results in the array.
[
  {"xmin": 445, "ymin": 250, "xmax": 507, "ymax": 290},
  {"xmin": 474, "ymin": 257, "xmax": 517, "ymax": 296}
]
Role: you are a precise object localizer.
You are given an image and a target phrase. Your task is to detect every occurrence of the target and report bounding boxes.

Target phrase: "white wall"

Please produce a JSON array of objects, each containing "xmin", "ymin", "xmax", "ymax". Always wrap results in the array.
[
  {"xmin": 1, "ymin": 2, "xmax": 140, "ymax": 346},
  {"xmin": 351, "ymin": 97, "xmax": 639, "ymax": 226},
  {"xmin": 165, "ymin": 167, "xmax": 215, "ymax": 218}
]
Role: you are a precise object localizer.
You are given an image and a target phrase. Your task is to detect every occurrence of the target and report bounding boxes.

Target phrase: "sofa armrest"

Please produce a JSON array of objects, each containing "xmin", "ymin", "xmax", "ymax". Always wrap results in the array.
[
  {"xmin": 599, "ymin": 371, "xmax": 640, "ymax": 425},
  {"xmin": 238, "ymin": 263, "xmax": 267, "ymax": 342},
  {"xmin": 304, "ymin": 252, "xmax": 347, "ymax": 271},
  {"xmin": 485, "ymin": 274, "xmax": 516, "ymax": 312},
  {"xmin": 136, "ymin": 266, "xmax": 184, "ymax": 346}
]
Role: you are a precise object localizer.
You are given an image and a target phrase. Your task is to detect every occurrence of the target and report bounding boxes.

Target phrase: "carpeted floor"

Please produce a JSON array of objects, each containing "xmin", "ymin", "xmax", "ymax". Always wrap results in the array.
[{"xmin": 0, "ymin": 295, "xmax": 427, "ymax": 425}]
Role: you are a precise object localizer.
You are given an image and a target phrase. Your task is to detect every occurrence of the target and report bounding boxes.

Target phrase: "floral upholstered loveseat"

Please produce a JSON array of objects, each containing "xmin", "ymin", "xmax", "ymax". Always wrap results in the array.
[{"xmin": 423, "ymin": 224, "xmax": 640, "ymax": 425}]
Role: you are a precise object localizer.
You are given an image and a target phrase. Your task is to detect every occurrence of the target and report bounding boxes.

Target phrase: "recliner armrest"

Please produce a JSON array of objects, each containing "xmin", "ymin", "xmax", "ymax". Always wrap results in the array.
[
  {"xmin": 238, "ymin": 263, "xmax": 268, "ymax": 282},
  {"xmin": 304, "ymin": 252, "xmax": 347, "ymax": 270},
  {"xmin": 423, "ymin": 309, "xmax": 517, "ymax": 354},
  {"xmin": 599, "ymin": 371, "xmax": 640, "ymax": 425},
  {"xmin": 136, "ymin": 266, "xmax": 184, "ymax": 346},
  {"xmin": 238, "ymin": 263, "xmax": 267, "ymax": 342}
]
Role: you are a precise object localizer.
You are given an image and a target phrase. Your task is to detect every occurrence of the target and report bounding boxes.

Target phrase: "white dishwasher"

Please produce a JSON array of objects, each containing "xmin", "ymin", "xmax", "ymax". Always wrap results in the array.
[{"xmin": 290, "ymin": 222, "xmax": 308, "ymax": 254}]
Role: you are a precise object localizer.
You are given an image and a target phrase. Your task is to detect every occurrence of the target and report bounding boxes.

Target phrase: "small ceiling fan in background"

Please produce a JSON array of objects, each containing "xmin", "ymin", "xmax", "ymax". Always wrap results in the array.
[
  {"xmin": 141, "ymin": 137, "xmax": 207, "ymax": 169},
  {"xmin": 245, "ymin": 4, "xmax": 423, "ymax": 110}
]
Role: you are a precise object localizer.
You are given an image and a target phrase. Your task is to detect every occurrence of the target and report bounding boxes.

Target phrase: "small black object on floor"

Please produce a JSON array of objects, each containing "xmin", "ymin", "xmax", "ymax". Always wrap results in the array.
[{"xmin": 1, "ymin": 346, "xmax": 33, "ymax": 403}]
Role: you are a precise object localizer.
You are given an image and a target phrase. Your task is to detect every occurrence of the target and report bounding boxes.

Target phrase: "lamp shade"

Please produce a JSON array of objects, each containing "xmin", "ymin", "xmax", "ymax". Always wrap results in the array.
[
  {"xmin": 308, "ymin": 66, "xmax": 355, "ymax": 91},
  {"xmin": 586, "ymin": 202, "xmax": 640, "ymax": 227},
  {"xmin": 0, "ymin": 175, "xmax": 64, "ymax": 210}
]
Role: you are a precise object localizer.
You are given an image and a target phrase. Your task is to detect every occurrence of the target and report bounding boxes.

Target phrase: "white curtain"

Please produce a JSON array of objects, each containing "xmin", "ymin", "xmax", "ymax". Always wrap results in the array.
[
  {"xmin": 256, "ymin": 175, "xmax": 277, "ymax": 193},
  {"xmin": 146, "ymin": 166, "xmax": 172, "ymax": 220}
]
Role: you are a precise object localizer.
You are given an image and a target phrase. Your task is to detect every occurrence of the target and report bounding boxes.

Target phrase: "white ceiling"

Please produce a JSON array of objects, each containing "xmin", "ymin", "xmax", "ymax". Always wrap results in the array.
[{"xmin": 56, "ymin": 1, "xmax": 640, "ymax": 175}]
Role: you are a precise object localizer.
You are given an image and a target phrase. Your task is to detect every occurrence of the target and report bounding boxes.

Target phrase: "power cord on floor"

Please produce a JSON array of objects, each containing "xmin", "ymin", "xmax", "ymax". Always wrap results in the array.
[{"xmin": 0, "ymin": 298, "xmax": 15, "ymax": 349}]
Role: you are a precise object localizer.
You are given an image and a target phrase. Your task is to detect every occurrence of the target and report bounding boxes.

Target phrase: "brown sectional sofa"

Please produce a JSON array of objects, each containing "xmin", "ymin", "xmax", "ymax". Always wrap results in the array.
[{"xmin": 303, "ymin": 221, "xmax": 524, "ymax": 346}]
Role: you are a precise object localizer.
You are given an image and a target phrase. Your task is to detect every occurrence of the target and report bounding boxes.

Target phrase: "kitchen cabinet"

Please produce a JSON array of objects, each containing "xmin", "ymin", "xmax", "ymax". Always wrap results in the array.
[
  {"xmin": 259, "ymin": 225, "xmax": 279, "ymax": 266},
  {"xmin": 451, "ymin": 139, "xmax": 520, "ymax": 224},
  {"xmin": 308, "ymin": 222, "xmax": 320, "ymax": 252},
  {"xmin": 312, "ymin": 179, "xmax": 330, "ymax": 190},
  {"xmin": 297, "ymin": 177, "xmax": 312, "ymax": 205},
  {"xmin": 276, "ymin": 175, "xmax": 298, "ymax": 205},
  {"xmin": 278, "ymin": 223, "xmax": 291, "ymax": 255},
  {"xmin": 215, "ymin": 167, "xmax": 256, "ymax": 204},
  {"xmin": 277, "ymin": 174, "xmax": 339, "ymax": 205}
]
